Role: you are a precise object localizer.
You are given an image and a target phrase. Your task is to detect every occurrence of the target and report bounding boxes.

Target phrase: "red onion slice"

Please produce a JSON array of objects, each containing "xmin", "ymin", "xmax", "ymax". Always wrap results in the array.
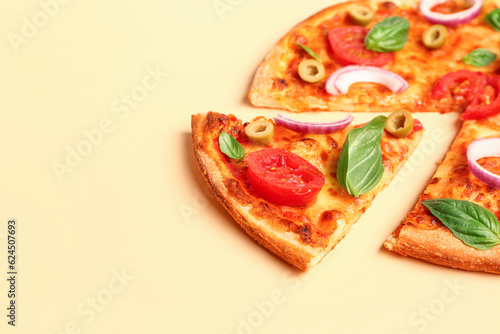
[
  {"xmin": 274, "ymin": 113, "xmax": 353, "ymax": 134},
  {"xmin": 325, "ymin": 65, "xmax": 409, "ymax": 96},
  {"xmin": 420, "ymin": 0, "xmax": 483, "ymax": 27},
  {"xmin": 467, "ymin": 137, "xmax": 500, "ymax": 189}
]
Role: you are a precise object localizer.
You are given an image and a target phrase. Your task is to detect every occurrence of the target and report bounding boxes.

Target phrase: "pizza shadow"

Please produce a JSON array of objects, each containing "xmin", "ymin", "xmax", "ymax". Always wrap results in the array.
[
  {"xmin": 378, "ymin": 245, "xmax": 499, "ymax": 278},
  {"xmin": 183, "ymin": 131, "xmax": 303, "ymax": 273}
]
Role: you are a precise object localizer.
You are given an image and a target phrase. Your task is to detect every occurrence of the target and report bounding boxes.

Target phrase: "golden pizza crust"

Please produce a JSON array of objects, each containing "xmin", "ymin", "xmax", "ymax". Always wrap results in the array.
[
  {"xmin": 385, "ymin": 224, "xmax": 500, "ymax": 274},
  {"xmin": 385, "ymin": 113, "xmax": 500, "ymax": 274},
  {"xmin": 192, "ymin": 113, "xmax": 324, "ymax": 269},
  {"xmin": 192, "ymin": 111, "xmax": 423, "ymax": 270}
]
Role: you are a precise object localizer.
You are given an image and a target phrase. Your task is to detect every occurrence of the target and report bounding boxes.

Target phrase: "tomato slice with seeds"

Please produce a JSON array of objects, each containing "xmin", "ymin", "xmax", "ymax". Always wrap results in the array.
[
  {"xmin": 328, "ymin": 26, "xmax": 394, "ymax": 67},
  {"xmin": 462, "ymin": 74, "xmax": 500, "ymax": 120},
  {"xmin": 431, "ymin": 70, "xmax": 500, "ymax": 120},
  {"xmin": 431, "ymin": 70, "xmax": 485, "ymax": 103},
  {"xmin": 247, "ymin": 148, "xmax": 325, "ymax": 206}
]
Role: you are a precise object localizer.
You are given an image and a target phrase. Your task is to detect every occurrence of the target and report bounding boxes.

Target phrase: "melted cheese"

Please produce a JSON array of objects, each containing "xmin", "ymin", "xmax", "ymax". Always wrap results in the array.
[
  {"xmin": 403, "ymin": 113, "xmax": 500, "ymax": 230},
  {"xmin": 222, "ymin": 116, "xmax": 423, "ymax": 247},
  {"xmin": 249, "ymin": 0, "xmax": 500, "ymax": 112}
]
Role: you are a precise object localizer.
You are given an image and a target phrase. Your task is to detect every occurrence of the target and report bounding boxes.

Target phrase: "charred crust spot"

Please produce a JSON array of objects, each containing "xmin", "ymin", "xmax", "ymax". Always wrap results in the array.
[
  {"xmin": 320, "ymin": 210, "xmax": 340, "ymax": 223},
  {"xmin": 224, "ymin": 179, "xmax": 252, "ymax": 205},
  {"xmin": 206, "ymin": 112, "xmax": 230, "ymax": 130},
  {"xmin": 429, "ymin": 177, "xmax": 441, "ymax": 185},
  {"xmin": 403, "ymin": 73, "xmax": 414, "ymax": 83},
  {"xmin": 229, "ymin": 126, "xmax": 242, "ymax": 137},
  {"xmin": 453, "ymin": 164, "xmax": 468, "ymax": 174},
  {"xmin": 318, "ymin": 210, "xmax": 340, "ymax": 234},
  {"xmin": 381, "ymin": 1, "xmax": 398, "ymax": 10},
  {"xmin": 295, "ymin": 138, "xmax": 318, "ymax": 149},
  {"xmin": 273, "ymin": 78, "xmax": 289, "ymax": 90},
  {"xmin": 326, "ymin": 136, "xmax": 339, "ymax": 151},
  {"xmin": 297, "ymin": 225, "xmax": 313, "ymax": 244}
]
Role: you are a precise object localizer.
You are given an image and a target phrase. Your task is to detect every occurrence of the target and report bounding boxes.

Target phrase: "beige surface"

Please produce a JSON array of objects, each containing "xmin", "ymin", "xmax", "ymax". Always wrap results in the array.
[{"xmin": 1, "ymin": 1, "xmax": 499, "ymax": 334}]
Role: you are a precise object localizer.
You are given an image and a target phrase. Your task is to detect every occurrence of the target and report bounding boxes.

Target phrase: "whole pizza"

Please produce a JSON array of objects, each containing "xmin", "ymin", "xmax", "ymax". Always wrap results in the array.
[{"xmin": 192, "ymin": 0, "xmax": 500, "ymax": 273}]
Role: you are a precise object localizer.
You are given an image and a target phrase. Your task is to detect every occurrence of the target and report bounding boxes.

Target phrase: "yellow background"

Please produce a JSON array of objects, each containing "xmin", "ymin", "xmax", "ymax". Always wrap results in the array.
[{"xmin": 1, "ymin": 0, "xmax": 498, "ymax": 333}]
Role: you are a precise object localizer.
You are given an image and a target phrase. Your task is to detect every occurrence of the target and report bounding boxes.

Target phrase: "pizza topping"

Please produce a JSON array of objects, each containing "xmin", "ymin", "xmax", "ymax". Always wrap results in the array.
[
  {"xmin": 336, "ymin": 115, "xmax": 387, "ymax": 197},
  {"xmin": 328, "ymin": 26, "xmax": 394, "ymax": 66},
  {"xmin": 298, "ymin": 59, "xmax": 325, "ymax": 83},
  {"xmin": 485, "ymin": 8, "xmax": 500, "ymax": 31},
  {"xmin": 461, "ymin": 74, "xmax": 500, "ymax": 119},
  {"xmin": 244, "ymin": 120, "xmax": 274, "ymax": 146},
  {"xmin": 348, "ymin": 5, "xmax": 374, "ymax": 26},
  {"xmin": 467, "ymin": 137, "xmax": 500, "ymax": 189},
  {"xmin": 385, "ymin": 110, "xmax": 414, "ymax": 138},
  {"xmin": 295, "ymin": 42, "xmax": 322, "ymax": 63},
  {"xmin": 419, "ymin": 0, "xmax": 483, "ymax": 27},
  {"xmin": 364, "ymin": 16, "xmax": 410, "ymax": 52},
  {"xmin": 274, "ymin": 113, "xmax": 353, "ymax": 134},
  {"xmin": 325, "ymin": 65, "xmax": 409, "ymax": 96},
  {"xmin": 431, "ymin": 69, "xmax": 481, "ymax": 102},
  {"xmin": 431, "ymin": 70, "xmax": 500, "ymax": 119},
  {"xmin": 422, "ymin": 24, "xmax": 448, "ymax": 49},
  {"xmin": 421, "ymin": 199, "xmax": 500, "ymax": 250},
  {"xmin": 247, "ymin": 148, "xmax": 325, "ymax": 206},
  {"xmin": 219, "ymin": 131, "xmax": 245, "ymax": 161},
  {"xmin": 461, "ymin": 48, "xmax": 497, "ymax": 67}
]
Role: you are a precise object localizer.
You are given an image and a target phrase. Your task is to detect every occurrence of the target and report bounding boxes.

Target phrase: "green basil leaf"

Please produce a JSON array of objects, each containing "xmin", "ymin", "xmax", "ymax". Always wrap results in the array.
[
  {"xmin": 219, "ymin": 131, "xmax": 245, "ymax": 160},
  {"xmin": 485, "ymin": 8, "xmax": 500, "ymax": 32},
  {"xmin": 295, "ymin": 42, "xmax": 322, "ymax": 63},
  {"xmin": 336, "ymin": 115, "xmax": 387, "ymax": 197},
  {"xmin": 365, "ymin": 16, "xmax": 410, "ymax": 52},
  {"xmin": 462, "ymin": 48, "xmax": 497, "ymax": 67},
  {"xmin": 422, "ymin": 199, "xmax": 500, "ymax": 250}
]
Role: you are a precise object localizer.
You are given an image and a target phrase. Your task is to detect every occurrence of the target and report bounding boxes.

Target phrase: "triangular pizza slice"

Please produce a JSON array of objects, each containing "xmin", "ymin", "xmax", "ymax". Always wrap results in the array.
[
  {"xmin": 385, "ymin": 113, "xmax": 500, "ymax": 274},
  {"xmin": 192, "ymin": 111, "xmax": 423, "ymax": 270}
]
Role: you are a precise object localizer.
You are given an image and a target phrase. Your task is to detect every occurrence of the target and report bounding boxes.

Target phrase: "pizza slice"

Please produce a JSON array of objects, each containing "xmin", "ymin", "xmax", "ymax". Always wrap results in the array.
[
  {"xmin": 384, "ymin": 113, "xmax": 500, "ymax": 274},
  {"xmin": 248, "ymin": 0, "xmax": 500, "ymax": 113},
  {"xmin": 192, "ymin": 111, "xmax": 423, "ymax": 270}
]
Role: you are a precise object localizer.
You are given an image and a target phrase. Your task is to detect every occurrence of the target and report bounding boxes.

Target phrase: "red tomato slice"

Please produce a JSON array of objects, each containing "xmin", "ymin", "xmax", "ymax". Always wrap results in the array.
[
  {"xmin": 411, "ymin": 119, "xmax": 424, "ymax": 133},
  {"xmin": 462, "ymin": 74, "xmax": 500, "ymax": 120},
  {"xmin": 431, "ymin": 70, "xmax": 500, "ymax": 120},
  {"xmin": 328, "ymin": 26, "xmax": 394, "ymax": 67},
  {"xmin": 247, "ymin": 148, "xmax": 325, "ymax": 206},
  {"xmin": 431, "ymin": 70, "xmax": 485, "ymax": 103}
]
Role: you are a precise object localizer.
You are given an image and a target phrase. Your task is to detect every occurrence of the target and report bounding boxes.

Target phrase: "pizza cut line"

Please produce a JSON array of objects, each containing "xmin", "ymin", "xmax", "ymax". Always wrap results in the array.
[{"xmin": 191, "ymin": 0, "xmax": 500, "ymax": 273}]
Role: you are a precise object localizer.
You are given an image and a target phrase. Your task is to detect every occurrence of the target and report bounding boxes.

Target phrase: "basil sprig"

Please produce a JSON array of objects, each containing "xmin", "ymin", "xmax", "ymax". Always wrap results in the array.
[
  {"xmin": 336, "ymin": 115, "xmax": 387, "ymax": 197},
  {"xmin": 219, "ymin": 131, "xmax": 245, "ymax": 160},
  {"xmin": 462, "ymin": 48, "xmax": 497, "ymax": 67},
  {"xmin": 295, "ymin": 42, "xmax": 322, "ymax": 62},
  {"xmin": 365, "ymin": 16, "xmax": 410, "ymax": 52},
  {"xmin": 486, "ymin": 8, "xmax": 500, "ymax": 31},
  {"xmin": 422, "ymin": 199, "xmax": 500, "ymax": 250}
]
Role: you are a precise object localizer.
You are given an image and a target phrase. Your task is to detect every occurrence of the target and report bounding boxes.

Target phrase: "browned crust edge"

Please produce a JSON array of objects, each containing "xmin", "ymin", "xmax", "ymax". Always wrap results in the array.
[
  {"xmin": 191, "ymin": 112, "xmax": 325, "ymax": 270},
  {"xmin": 385, "ymin": 225, "xmax": 500, "ymax": 274}
]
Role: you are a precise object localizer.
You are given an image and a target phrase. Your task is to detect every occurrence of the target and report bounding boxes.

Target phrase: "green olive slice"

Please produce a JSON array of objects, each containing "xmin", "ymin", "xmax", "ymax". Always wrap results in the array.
[
  {"xmin": 385, "ymin": 110, "xmax": 414, "ymax": 138},
  {"xmin": 298, "ymin": 59, "xmax": 325, "ymax": 83},
  {"xmin": 245, "ymin": 120, "xmax": 274, "ymax": 146},
  {"xmin": 348, "ymin": 6, "xmax": 374, "ymax": 26},
  {"xmin": 422, "ymin": 24, "xmax": 447, "ymax": 49}
]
